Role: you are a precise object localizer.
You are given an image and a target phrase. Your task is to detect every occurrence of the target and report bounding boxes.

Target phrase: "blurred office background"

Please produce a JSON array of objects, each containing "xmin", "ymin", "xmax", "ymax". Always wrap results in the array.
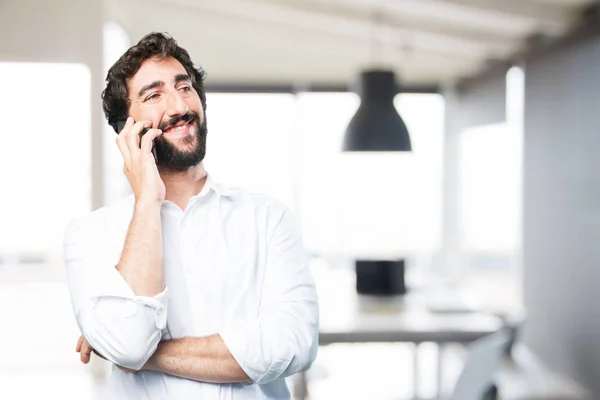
[{"xmin": 0, "ymin": 0, "xmax": 599, "ymax": 399}]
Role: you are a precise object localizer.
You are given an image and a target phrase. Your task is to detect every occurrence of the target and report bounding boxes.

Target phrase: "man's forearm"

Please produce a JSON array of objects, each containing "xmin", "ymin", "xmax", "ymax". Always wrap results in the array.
[
  {"xmin": 143, "ymin": 335, "xmax": 250, "ymax": 384},
  {"xmin": 117, "ymin": 201, "xmax": 164, "ymax": 296}
]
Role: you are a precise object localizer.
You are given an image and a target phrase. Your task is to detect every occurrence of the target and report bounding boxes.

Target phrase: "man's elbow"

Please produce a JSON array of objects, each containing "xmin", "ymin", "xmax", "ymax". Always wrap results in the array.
[
  {"xmin": 273, "ymin": 320, "xmax": 318, "ymax": 381},
  {"xmin": 296, "ymin": 326, "xmax": 319, "ymax": 372},
  {"xmin": 84, "ymin": 325, "xmax": 161, "ymax": 370},
  {"xmin": 80, "ymin": 299, "xmax": 163, "ymax": 370},
  {"xmin": 114, "ymin": 347, "xmax": 156, "ymax": 371},
  {"xmin": 84, "ymin": 321, "xmax": 161, "ymax": 370}
]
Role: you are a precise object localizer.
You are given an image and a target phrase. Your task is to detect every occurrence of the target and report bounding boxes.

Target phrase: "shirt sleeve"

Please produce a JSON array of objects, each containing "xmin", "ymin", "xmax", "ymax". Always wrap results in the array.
[
  {"xmin": 63, "ymin": 213, "xmax": 168, "ymax": 370},
  {"xmin": 219, "ymin": 207, "xmax": 319, "ymax": 385}
]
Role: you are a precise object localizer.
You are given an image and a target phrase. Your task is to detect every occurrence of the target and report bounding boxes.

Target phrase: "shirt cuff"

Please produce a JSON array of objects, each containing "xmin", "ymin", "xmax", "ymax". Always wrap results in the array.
[
  {"xmin": 220, "ymin": 319, "xmax": 294, "ymax": 385},
  {"xmin": 86, "ymin": 262, "xmax": 169, "ymax": 330},
  {"xmin": 131, "ymin": 288, "xmax": 169, "ymax": 330}
]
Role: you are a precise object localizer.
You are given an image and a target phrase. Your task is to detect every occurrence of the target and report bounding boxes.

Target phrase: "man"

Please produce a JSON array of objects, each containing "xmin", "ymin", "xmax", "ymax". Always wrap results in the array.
[{"xmin": 64, "ymin": 32, "xmax": 319, "ymax": 399}]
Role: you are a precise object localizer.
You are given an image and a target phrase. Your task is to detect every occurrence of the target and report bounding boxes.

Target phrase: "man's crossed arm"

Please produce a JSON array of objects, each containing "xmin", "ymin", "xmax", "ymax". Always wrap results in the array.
[
  {"xmin": 71, "ymin": 207, "xmax": 318, "ymax": 384},
  {"xmin": 76, "ymin": 334, "xmax": 250, "ymax": 384}
]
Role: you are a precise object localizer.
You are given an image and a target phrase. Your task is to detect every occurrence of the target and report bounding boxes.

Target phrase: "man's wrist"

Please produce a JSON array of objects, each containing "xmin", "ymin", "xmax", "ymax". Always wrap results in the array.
[
  {"xmin": 142, "ymin": 352, "xmax": 159, "ymax": 372},
  {"xmin": 135, "ymin": 198, "xmax": 162, "ymax": 212}
]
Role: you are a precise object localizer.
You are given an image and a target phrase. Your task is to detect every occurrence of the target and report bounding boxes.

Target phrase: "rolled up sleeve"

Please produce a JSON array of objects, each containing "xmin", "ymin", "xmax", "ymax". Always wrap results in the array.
[
  {"xmin": 220, "ymin": 207, "xmax": 319, "ymax": 385},
  {"xmin": 64, "ymin": 213, "xmax": 168, "ymax": 370}
]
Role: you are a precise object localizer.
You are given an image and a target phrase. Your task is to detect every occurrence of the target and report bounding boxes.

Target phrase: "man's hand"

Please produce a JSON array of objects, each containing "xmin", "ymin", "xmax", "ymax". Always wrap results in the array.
[
  {"xmin": 116, "ymin": 116, "xmax": 165, "ymax": 205},
  {"xmin": 76, "ymin": 335, "xmax": 109, "ymax": 363}
]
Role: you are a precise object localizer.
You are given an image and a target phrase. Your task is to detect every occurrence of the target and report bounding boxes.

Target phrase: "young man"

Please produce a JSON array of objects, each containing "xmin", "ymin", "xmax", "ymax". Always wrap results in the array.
[{"xmin": 64, "ymin": 32, "xmax": 318, "ymax": 399}]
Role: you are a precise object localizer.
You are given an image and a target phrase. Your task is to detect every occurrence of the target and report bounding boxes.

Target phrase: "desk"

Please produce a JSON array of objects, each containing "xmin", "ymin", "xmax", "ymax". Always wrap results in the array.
[
  {"xmin": 320, "ymin": 303, "xmax": 505, "ymax": 345},
  {"xmin": 296, "ymin": 263, "xmax": 504, "ymax": 399}
]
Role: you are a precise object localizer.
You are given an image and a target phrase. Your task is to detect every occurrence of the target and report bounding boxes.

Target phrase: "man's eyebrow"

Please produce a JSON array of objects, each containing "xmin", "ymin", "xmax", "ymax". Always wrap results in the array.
[
  {"xmin": 138, "ymin": 80, "xmax": 164, "ymax": 98},
  {"xmin": 174, "ymin": 74, "xmax": 191, "ymax": 84}
]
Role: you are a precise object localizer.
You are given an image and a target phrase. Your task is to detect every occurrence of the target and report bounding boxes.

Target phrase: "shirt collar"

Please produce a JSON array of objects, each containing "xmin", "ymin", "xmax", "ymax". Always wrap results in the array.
[
  {"xmin": 159, "ymin": 172, "xmax": 235, "ymax": 210},
  {"xmin": 202, "ymin": 173, "xmax": 235, "ymax": 198}
]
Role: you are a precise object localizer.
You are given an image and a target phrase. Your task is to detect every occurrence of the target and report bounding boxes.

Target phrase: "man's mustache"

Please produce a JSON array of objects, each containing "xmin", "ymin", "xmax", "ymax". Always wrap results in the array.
[{"xmin": 159, "ymin": 112, "xmax": 199, "ymax": 131}]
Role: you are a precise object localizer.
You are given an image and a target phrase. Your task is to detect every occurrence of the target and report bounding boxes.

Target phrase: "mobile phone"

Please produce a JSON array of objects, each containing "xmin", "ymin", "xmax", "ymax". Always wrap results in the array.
[{"xmin": 115, "ymin": 119, "xmax": 158, "ymax": 163}]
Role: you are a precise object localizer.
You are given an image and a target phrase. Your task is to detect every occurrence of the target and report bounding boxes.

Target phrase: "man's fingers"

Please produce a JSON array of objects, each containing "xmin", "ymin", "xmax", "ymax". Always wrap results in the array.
[
  {"xmin": 76, "ymin": 335, "xmax": 84, "ymax": 353},
  {"xmin": 77, "ymin": 337, "xmax": 93, "ymax": 364},
  {"xmin": 80, "ymin": 341, "xmax": 92, "ymax": 364},
  {"xmin": 126, "ymin": 121, "xmax": 151, "ymax": 155},
  {"xmin": 141, "ymin": 129, "xmax": 162, "ymax": 156},
  {"xmin": 124, "ymin": 116, "xmax": 134, "ymax": 130},
  {"xmin": 116, "ymin": 134, "xmax": 132, "ymax": 169}
]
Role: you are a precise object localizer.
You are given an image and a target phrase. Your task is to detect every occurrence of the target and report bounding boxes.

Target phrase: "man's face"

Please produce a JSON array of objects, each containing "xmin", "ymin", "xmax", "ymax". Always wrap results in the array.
[{"xmin": 127, "ymin": 56, "xmax": 206, "ymax": 171}]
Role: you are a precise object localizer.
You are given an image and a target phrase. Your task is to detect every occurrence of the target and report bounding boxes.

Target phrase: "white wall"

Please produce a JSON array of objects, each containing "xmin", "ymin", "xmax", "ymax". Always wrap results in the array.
[{"xmin": 523, "ymin": 31, "xmax": 600, "ymax": 395}]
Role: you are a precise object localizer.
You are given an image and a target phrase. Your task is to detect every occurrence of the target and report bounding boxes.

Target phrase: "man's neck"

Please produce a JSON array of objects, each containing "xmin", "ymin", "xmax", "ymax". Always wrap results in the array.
[{"xmin": 159, "ymin": 162, "xmax": 208, "ymax": 211}]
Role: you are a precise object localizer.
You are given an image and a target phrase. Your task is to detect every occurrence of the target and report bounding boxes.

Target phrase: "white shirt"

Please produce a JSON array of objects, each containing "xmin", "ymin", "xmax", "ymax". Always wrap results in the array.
[{"xmin": 63, "ymin": 175, "xmax": 319, "ymax": 400}]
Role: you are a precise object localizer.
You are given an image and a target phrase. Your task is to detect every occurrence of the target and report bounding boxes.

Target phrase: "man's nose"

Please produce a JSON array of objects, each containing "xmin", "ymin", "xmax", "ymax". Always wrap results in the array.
[{"xmin": 165, "ymin": 90, "xmax": 188, "ymax": 117}]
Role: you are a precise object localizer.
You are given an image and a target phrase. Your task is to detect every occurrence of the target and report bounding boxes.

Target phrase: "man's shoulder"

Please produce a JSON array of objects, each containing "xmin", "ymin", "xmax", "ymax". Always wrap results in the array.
[
  {"xmin": 66, "ymin": 194, "xmax": 135, "ymax": 234},
  {"xmin": 226, "ymin": 186, "xmax": 289, "ymax": 217}
]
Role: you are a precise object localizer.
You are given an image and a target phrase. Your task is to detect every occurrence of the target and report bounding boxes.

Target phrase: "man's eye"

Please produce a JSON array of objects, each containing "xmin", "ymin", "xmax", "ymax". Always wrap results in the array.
[
  {"xmin": 180, "ymin": 86, "xmax": 192, "ymax": 92},
  {"xmin": 145, "ymin": 93, "xmax": 160, "ymax": 102}
]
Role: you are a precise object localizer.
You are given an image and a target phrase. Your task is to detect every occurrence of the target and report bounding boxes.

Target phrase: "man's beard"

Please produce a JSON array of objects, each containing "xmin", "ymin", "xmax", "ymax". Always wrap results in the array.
[{"xmin": 154, "ymin": 111, "xmax": 207, "ymax": 171}]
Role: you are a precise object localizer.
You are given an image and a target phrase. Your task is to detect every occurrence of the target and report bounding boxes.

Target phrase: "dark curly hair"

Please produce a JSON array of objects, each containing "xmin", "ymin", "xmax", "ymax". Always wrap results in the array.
[{"xmin": 102, "ymin": 32, "xmax": 207, "ymax": 133}]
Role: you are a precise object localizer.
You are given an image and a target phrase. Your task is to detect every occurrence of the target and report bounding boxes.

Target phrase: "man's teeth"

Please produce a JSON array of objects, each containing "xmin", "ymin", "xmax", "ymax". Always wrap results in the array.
[{"xmin": 169, "ymin": 122, "xmax": 189, "ymax": 131}]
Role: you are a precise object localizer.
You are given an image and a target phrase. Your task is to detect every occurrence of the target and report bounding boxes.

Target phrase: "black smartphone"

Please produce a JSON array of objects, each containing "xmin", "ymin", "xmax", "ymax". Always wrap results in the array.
[{"xmin": 115, "ymin": 119, "xmax": 158, "ymax": 163}]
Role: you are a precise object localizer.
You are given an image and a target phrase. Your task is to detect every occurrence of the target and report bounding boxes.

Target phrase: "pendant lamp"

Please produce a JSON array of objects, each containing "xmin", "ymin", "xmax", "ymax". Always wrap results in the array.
[{"xmin": 343, "ymin": 69, "xmax": 412, "ymax": 151}]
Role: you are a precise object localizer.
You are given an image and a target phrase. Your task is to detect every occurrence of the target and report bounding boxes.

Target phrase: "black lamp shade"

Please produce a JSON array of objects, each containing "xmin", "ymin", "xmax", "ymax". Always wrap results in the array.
[{"xmin": 343, "ymin": 70, "xmax": 412, "ymax": 151}]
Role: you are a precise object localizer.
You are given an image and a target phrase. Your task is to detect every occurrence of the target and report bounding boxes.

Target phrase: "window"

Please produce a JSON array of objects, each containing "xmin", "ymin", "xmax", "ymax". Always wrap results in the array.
[
  {"xmin": 456, "ymin": 66, "xmax": 525, "ymax": 311},
  {"xmin": 458, "ymin": 67, "xmax": 524, "ymax": 256},
  {"xmin": 295, "ymin": 92, "xmax": 444, "ymax": 258},
  {"xmin": 203, "ymin": 93, "xmax": 297, "ymax": 209},
  {"xmin": 204, "ymin": 91, "xmax": 444, "ymax": 260},
  {"xmin": 459, "ymin": 122, "xmax": 522, "ymax": 253},
  {"xmin": 0, "ymin": 62, "xmax": 91, "ymax": 263}
]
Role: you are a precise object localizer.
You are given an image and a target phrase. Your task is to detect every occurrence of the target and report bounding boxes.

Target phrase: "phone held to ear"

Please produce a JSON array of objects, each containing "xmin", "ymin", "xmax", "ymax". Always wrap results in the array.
[{"xmin": 116, "ymin": 119, "xmax": 158, "ymax": 163}]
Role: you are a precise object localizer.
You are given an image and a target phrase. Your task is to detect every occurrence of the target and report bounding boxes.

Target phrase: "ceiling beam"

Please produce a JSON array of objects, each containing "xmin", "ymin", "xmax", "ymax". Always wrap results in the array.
[
  {"xmin": 453, "ymin": 0, "xmax": 596, "ymax": 91},
  {"xmin": 118, "ymin": 0, "xmax": 486, "ymax": 85},
  {"xmin": 275, "ymin": 0, "xmax": 573, "ymax": 38},
  {"xmin": 156, "ymin": 0, "xmax": 516, "ymax": 61},
  {"xmin": 436, "ymin": 0, "xmax": 577, "ymax": 34},
  {"xmin": 274, "ymin": 0, "xmax": 576, "ymax": 36},
  {"xmin": 518, "ymin": 1, "xmax": 600, "ymax": 62},
  {"xmin": 269, "ymin": 0, "xmax": 529, "ymax": 41}
]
